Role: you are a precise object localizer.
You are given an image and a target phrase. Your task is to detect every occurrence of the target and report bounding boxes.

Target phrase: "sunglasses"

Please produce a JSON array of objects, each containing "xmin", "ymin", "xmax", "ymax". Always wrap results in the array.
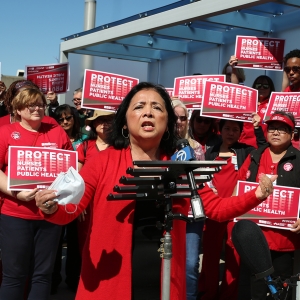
[
  {"xmin": 72, "ymin": 98, "xmax": 82, "ymax": 102},
  {"xmin": 58, "ymin": 115, "xmax": 73, "ymax": 123},
  {"xmin": 195, "ymin": 116, "xmax": 211, "ymax": 124},
  {"xmin": 254, "ymin": 83, "xmax": 270, "ymax": 90},
  {"xmin": 284, "ymin": 66, "xmax": 300, "ymax": 74},
  {"xmin": 175, "ymin": 115, "xmax": 187, "ymax": 122}
]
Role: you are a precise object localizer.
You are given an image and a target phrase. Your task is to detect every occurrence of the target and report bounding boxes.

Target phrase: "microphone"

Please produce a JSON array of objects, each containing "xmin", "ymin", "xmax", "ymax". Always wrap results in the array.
[
  {"xmin": 231, "ymin": 220, "xmax": 280, "ymax": 299},
  {"xmin": 171, "ymin": 139, "xmax": 206, "ymax": 221}
]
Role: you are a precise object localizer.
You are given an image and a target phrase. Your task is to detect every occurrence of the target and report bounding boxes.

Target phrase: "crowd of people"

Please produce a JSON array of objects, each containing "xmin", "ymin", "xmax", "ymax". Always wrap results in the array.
[{"xmin": 0, "ymin": 48, "xmax": 299, "ymax": 300}]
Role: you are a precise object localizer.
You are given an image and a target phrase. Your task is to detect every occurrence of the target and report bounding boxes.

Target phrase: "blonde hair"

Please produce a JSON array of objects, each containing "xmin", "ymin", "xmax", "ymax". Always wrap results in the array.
[
  {"xmin": 12, "ymin": 88, "xmax": 46, "ymax": 121},
  {"xmin": 171, "ymin": 98, "xmax": 198, "ymax": 149}
]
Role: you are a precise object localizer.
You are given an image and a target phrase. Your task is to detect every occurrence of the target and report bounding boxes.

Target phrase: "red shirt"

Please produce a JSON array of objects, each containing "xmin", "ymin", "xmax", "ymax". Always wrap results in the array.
[
  {"xmin": 0, "ymin": 122, "xmax": 72, "ymax": 220},
  {"xmin": 77, "ymin": 140, "xmax": 99, "ymax": 165},
  {"xmin": 239, "ymin": 98, "xmax": 268, "ymax": 148},
  {"xmin": 212, "ymin": 156, "xmax": 237, "ymax": 197},
  {"xmin": 284, "ymin": 85, "xmax": 300, "ymax": 92}
]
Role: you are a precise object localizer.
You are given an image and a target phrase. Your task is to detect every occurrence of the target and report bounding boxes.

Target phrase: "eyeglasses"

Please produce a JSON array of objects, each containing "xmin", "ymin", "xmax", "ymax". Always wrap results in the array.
[
  {"xmin": 72, "ymin": 98, "xmax": 81, "ymax": 102},
  {"xmin": 27, "ymin": 104, "xmax": 46, "ymax": 112},
  {"xmin": 254, "ymin": 83, "xmax": 270, "ymax": 90},
  {"xmin": 175, "ymin": 116, "xmax": 187, "ymax": 122},
  {"xmin": 195, "ymin": 116, "xmax": 211, "ymax": 124},
  {"xmin": 284, "ymin": 66, "xmax": 300, "ymax": 74},
  {"xmin": 267, "ymin": 126, "xmax": 289, "ymax": 134},
  {"xmin": 58, "ymin": 115, "xmax": 73, "ymax": 123}
]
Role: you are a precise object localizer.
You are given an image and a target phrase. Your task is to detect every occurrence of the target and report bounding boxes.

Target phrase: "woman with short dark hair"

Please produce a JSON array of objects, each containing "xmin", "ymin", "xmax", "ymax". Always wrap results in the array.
[{"xmin": 35, "ymin": 82, "xmax": 274, "ymax": 300}]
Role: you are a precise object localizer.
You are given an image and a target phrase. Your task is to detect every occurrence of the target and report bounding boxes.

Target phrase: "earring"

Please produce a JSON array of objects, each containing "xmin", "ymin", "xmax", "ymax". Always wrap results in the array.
[
  {"xmin": 122, "ymin": 128, "xmax": 129, "ymax": 138},
  {"xmin": 163, "ymin": 130, "xmax": 170, "ymax": 141}
]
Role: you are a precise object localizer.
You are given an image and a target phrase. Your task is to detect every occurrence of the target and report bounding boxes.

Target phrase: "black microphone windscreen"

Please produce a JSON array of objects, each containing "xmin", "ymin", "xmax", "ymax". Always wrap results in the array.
[
  {"xmin": 231, "ymin": 220, "xmax": 274, "ymax": 279},
  {"xmin": 176, "ymin": 139, "xmax": 189, "ymax": 149}
]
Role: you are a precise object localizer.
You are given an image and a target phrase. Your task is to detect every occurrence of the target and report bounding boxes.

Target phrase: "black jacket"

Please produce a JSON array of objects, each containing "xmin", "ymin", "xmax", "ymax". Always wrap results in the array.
[
  {"xmin": 205, "ymin": 141, "xmax": 255, "ymax": 169},
  {"xmin": 246, "ymin": 143, "xmax": 300, "ymax": 188}
]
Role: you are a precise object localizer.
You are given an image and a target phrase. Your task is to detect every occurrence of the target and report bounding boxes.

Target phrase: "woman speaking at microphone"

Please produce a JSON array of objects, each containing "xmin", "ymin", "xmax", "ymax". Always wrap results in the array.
[{"xmin": 35, "ymin": 82, "xmax": 275, "ymax": 300}]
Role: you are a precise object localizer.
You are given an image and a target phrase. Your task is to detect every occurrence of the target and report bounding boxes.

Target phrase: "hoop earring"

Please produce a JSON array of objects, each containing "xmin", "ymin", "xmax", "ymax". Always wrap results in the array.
[
  {"xmin": 122, "ymin": 128, "xmax": 129, "ymax": 139},
  {"xmin": 163, "ymin": 130, "xmax": 170, "ymax": 141}
]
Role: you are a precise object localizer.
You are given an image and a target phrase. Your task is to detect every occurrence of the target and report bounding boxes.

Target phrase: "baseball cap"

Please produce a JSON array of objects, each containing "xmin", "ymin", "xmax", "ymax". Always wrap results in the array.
[{"xmin": 265, "ymin": 114, "xmax": 295, "ymax": 130}]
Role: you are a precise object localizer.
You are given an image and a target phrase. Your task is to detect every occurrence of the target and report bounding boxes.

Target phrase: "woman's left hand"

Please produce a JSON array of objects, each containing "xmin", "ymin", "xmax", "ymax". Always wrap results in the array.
[
  {"xmin": 290, "ymin": 219, "xmax": 300, "ymax": 233},
  {"xmin": 255, "ymin": 174, "xmax": 277, "ymax": 200}
]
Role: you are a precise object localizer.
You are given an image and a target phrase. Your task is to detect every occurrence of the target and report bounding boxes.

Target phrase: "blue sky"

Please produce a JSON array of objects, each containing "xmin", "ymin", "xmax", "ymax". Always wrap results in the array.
[{"xmin": 1, "ymin": 0, "xmax": 177, "ymax": 76}]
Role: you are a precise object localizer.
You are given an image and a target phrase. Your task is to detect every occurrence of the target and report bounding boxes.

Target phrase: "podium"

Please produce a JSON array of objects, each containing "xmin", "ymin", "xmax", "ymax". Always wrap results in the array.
[{"xmin": 108, "ymin": 160, "xmax": 227, "ymax": 300}]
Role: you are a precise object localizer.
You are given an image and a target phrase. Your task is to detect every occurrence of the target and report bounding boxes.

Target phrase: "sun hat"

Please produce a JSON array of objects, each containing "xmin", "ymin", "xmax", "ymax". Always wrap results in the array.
[{"xmin": 85, "ymin": 110, "xmax": 115, "ymax": 126}]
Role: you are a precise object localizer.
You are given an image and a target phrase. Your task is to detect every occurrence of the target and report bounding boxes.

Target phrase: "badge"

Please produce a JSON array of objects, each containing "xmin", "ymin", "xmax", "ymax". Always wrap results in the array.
[
  {"xmin": 231, "ymin": 155, "xmax": 237, "ymax": 165},
  {"xmin": 11, "ymin": 131, "xmax": 21, "ymax": 140},
  {"xmin": 283, "ymin": 163, "xmax": 293, "ymax": 171}
]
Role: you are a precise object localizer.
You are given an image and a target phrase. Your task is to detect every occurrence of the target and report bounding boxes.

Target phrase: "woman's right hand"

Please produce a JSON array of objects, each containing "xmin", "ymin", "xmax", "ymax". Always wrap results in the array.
[
  {"xmin": 15, "ymin": 188, "xmax": 39, "ymax": 202},
  {"xmin": 35, "ymin": 189, "xmax": 58, "ymax": 214},
  {"xmin": 252, "ymin": 113, "xmax": 261, "ymax": 129},
  {"xmin": 255, "ymin": 174, "xmax": 277, "ymax": 200}
]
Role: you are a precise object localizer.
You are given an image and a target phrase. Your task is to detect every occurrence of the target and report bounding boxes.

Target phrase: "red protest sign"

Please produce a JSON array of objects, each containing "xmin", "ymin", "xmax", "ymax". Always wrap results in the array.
[
  {"xmin": 201, "ymin": 81, "xmax": 257, "ymax": 115},
  {"xmin": 235, "ymin": 181, "xmax": 300, "ymax": 230},
  {"xmin": 82, "ymin": 70, "xmax": 139, "ymax": 111},
  {"xmin": 201, "ymin": 111, "xmax": 254, "ymax": 123},
  {"xmin": 173, "ymin": 75, "xmax": 225, "ymax": 109},
  {"xmin": 8, "ymin": 146, "xmax": 78, "ymax": 190},
  {"xmin": 234, "ymin": 36, "xmax": 285, "ymax": 71},
  {"xmin": 165, "ymin": 88, "xmax": 174, "ymax": 97},
  {"xmin": 25, "ymin": 63, "xmax": 69, "ymax": 94},
  {"xmin": 263, "ymin": 92, "xmax": 300, "ymax": 126}
]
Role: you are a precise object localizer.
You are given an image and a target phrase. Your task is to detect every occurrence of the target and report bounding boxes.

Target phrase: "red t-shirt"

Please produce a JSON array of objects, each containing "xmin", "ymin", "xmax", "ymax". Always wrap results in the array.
[
  {"xmin": 239, "ymin": 99, "xmax": 268, "ymax": 148},
  {"xmin": 238, "ymin": 149, "xmax": 300, "ymax": 251},
  {"xmin": 77, "ymin": 140, "xmax": 99, "ymax": 165},
  {"xmin": 212, "ymin": 156, "xmax": 238, "ymax": 197},
  {"xmin": 284, "ymin": 85, "xmax": 300, "ymax": 92},
  {"xmin": 0, "ymin": 122, "xmax": 73, "ymax": 220}
]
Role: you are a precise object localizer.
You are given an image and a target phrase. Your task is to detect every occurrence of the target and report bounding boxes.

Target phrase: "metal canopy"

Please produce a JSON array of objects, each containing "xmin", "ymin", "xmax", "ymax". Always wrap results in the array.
[{"xmin": 60, "ymin": 0, "xmax": 300, "ymax": 63}]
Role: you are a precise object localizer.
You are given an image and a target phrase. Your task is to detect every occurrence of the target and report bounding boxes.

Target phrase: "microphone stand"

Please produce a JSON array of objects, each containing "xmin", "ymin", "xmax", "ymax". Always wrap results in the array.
[{"xmin": 108, "ymin": 160, "xmax": 226, "ymax": 300}]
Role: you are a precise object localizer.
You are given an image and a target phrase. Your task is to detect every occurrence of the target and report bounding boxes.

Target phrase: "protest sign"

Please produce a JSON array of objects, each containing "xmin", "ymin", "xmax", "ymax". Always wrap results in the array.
[
  {"xmin": 8, "ymin": 146, "xmax": 77, "ymax": 190},
  {"xmin": 235, "ymin": 181, "xmax": 300, "ymax": 230},
  {"xmin": 263, "ymin": 92, "xmax": 300, "ymax": 126},
  {"xmin": 82, "ymin": 70, "xmax": 139, "ymax": 111},
  {"xmin": 25, "ymin": 63, "xmax": 69, "ymax": 94},
  {"xmin": 201, "ymin": 111, "xmax": 253, "ymax": 123},
  {"xmin": 234, "ymin": 36, "xmax": 285, "ymax": 71},
  {"xmin": 201, "ymin": 81, "xmax": 257, "ymax": 118},
  {"xmin": 165, "ymin": 88, "xmax": 174, "ymax": 97},
  {"xmin": 173, "ymin": 75, "xmax": 225, "ymax": 109}
]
